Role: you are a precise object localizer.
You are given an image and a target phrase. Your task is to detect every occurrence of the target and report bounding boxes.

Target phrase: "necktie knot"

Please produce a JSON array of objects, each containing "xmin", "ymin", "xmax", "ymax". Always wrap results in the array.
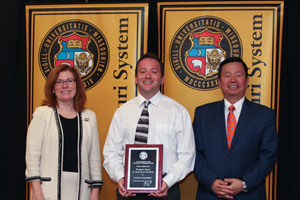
[
  {"xmin": 229, "ymin": 105, "xmax": 235, "ymax": 113},
  {"xmin": 144, "ymin": 100, "xmax": 150, "ymax": 108}
]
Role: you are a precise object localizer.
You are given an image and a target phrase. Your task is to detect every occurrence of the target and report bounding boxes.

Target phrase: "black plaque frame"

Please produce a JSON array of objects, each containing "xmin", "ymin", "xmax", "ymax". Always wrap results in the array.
[{"xmin": 124, "ymin": 144, "xmax": 163, "ymax": 193}]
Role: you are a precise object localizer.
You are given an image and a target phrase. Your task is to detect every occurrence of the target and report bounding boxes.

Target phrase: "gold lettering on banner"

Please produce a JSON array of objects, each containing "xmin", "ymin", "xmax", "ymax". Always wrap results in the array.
[
  {"xmin": 183, "ymin": 75, "xmax": 218, "ymax": 89},
  {"xmin": 43, "ymin": 22, "xmax": 90, "ymax": 45},
  {"xmin": 83, "ymin": 78, "xmax": 94, "ymax": 88},
  {"xmin": 225, "ymin": 28, "xmax": 240, "ymax": 57},
  {"xmin": 249, "ymin": 14, "xmax": 266, "ymax": 103},
  {"xmin": 40, "ymin": 53, "xmax": 51, "ymax": 73},
  {"xmin": 171, "ymin": 49, "xmax": 181, "ymax": 70},
  {"xmin": 113, "ymin": 17, "xmax": 134, "ymax": 107},
  {"xmin": 93, "ymin": 29, "xmax": 109, "ymax": 80}
]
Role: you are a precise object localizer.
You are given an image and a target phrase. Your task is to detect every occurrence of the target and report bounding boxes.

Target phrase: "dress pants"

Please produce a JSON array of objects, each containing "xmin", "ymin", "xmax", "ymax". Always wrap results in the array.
[{"xmin": 116, "ymin": 183, "xmax": 180, "ymax": 200}]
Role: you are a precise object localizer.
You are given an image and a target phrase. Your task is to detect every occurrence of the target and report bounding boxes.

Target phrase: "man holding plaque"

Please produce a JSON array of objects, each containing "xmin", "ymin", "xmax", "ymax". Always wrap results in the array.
[
  {"xmin": 103, "ymin": 53, "xmax": 195, "ymax": 199},
  {"xmin": 193, "ymin": 57, "xmax": 278, "ymax": 200}
]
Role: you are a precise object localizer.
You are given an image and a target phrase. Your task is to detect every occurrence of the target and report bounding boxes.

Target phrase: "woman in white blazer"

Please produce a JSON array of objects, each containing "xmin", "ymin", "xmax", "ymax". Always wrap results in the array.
[{"xmin": 26, "ymin": 64, "xmax": 102, "ymax": 200}]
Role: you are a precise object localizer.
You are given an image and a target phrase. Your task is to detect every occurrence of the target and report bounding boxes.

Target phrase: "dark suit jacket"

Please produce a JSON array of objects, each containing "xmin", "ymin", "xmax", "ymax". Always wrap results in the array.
[{"xmin": 193, "ymin": 99, "xmax": 278, "ymax": 200}]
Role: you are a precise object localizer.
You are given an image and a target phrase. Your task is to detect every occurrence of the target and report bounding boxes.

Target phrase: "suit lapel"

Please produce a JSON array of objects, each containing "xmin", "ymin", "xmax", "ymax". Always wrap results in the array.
[
  {"xmin": 214, "ymin": 100, "xmax": 229, "ymax": 151},
  {"xmin": 230, "ymin": 99, "xmax": 252, "ymax": 150}
]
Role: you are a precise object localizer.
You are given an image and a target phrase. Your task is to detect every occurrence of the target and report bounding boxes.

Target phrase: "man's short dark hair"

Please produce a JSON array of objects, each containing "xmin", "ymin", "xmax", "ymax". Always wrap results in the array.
[
  {"xmin": 218, "ymin": 57, "xmax": 248, "ymax": 79},
  {"xmin": 135, "ymin": 53, "xmax": 164, "ymax": 76}
]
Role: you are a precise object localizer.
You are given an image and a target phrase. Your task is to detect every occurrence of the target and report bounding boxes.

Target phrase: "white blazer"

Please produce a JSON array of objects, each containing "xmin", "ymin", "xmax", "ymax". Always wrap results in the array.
[{"xmin": 25, "ymin": 106, "xmax": 102, "ymax": 200}]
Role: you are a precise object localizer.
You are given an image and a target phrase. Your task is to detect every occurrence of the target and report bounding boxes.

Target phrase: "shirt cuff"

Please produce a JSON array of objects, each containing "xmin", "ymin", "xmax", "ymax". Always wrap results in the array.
[
  {"xmin": 116, "ymin": 171, "xmax": 125, "ymax": 183},
  {"xmin": 163, "ymin": 173, "xmax": 175, "ymax": 188}
]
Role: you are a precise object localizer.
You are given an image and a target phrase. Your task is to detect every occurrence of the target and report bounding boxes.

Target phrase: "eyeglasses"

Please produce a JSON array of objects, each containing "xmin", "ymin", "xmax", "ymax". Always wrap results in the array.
[{"xmin": 56, "ymin": 78, "xmax": 76, "ymax": 86}]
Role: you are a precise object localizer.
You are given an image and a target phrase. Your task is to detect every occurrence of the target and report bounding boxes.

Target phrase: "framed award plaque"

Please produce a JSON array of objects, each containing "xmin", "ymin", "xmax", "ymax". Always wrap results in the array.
[{"xmin": 124, "ymin": 144, "xmax": 163, "ymax": 193}]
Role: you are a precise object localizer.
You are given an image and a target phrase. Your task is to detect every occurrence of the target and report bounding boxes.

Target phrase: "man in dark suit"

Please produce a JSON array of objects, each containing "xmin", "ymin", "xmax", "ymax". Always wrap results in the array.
[{"xmin": 193, "ymin": 57, "xmax": 278, "ymax": 200}]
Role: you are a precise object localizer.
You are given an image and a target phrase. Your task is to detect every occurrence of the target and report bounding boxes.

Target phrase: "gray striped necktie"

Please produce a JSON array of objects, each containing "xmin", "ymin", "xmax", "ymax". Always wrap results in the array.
[{"xmin": 134, "ymin": 100, "xmax": 150, "ymax": 144}]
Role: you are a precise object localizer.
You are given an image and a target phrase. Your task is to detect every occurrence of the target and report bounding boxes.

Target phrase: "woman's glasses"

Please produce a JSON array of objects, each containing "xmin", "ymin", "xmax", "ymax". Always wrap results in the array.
[{"xmin": 56, "ymin": 78, "xmax": 76, "ymax": 86}]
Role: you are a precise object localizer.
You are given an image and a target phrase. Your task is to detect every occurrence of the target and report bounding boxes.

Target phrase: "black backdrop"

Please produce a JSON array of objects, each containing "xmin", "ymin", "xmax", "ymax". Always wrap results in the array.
[{"xmin": 2, "ymin": 0, "xmax": 298, "ymax": 199}]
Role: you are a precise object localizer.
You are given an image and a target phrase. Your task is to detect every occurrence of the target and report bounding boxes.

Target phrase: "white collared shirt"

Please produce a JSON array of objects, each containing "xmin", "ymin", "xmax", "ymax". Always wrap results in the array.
[
  {"xmin": 224, "ymin": 97, "xmax": 245, "ymax": 127},
  {"xmin": 103, "ymin": 91, "xmax": 195, "ymax": 188}
]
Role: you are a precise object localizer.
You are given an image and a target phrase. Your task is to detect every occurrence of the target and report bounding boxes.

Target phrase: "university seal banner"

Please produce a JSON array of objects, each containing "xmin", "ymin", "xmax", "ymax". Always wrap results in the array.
[
  {"xmin": 158, "ymin": 1, "xmax": 283, "ymax": 200},
  {"xmin": 26, "ymin": 3, "xmax": 148, "ymax": 199}
]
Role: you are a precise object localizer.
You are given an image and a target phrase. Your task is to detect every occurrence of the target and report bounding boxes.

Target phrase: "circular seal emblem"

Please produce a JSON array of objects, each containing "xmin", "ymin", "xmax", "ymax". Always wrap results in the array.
[
  {"xmin": 170, "ymin": 16, "xmax": 242, "ymax": 91},
  {"xmin": 139, "ymin": 151, "xmax": 148, "ymax": 160},
  {"xmin": 39, "ymin": 19, "xmax": 109, "ymax": 90}
]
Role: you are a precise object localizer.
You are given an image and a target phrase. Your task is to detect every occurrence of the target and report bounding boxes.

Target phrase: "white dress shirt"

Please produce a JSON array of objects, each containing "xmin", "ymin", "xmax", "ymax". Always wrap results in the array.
[
  {"xmin": 224, "ymin": 97, "xmax": 245, "ymax": 127},
  {"xmin": 103, "ymin": 91, "xmax": 195, "ymax": 188}
]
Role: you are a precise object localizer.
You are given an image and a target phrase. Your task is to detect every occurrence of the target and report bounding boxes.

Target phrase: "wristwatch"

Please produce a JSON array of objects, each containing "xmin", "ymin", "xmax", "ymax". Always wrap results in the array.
[{"xmin": 242, "ymin": 181, "xmax": 248, "ymax": 192}]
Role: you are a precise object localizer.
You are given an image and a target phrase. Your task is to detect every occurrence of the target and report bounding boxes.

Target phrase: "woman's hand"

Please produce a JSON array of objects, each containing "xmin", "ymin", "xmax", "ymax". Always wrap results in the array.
[
  {"xmin": 89, "ymin": 188, "xmax": 100, "ymax": 200},
  {"xmin": 31, "ymin": 181, "xmax": 45, "ymax": 200}
]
